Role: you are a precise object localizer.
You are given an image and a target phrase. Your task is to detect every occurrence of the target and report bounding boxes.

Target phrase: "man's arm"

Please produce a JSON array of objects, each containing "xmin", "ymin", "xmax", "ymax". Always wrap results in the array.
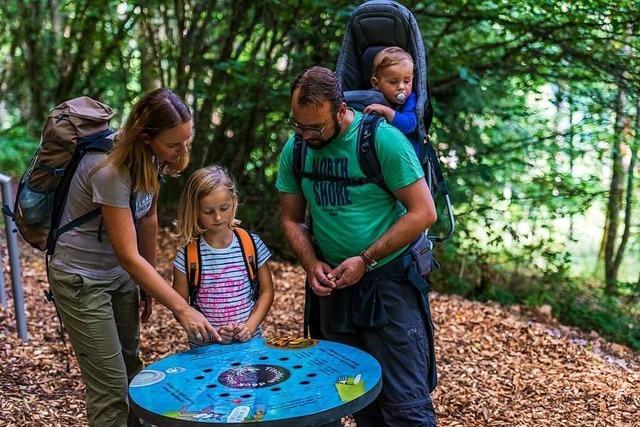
[
  {"xmin": 280, "ymin": 192, "xmax": 315, "ymax": 270},
  {"xmin": 332, "ymin": 177, "xmax": 436, "ymax": 287},
  {"xmin": 279, "ymin": 192, "xmax": 336, "ymax": 295},
  {"xmin": 364, "ymin": 177, "xmax": 436, "ymax": 261}
]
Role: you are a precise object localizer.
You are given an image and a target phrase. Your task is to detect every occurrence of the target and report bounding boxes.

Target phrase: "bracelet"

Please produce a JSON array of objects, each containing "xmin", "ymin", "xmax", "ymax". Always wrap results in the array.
[
  {"xmin": 359, "ymin": 250, "xmax": 377, "ymax": 271},
  {"xmin": 359, "ymin": 250, "xmax": 374, "ymax": 265},
  {"xmin": 358, "ymin": 253, "xmax": 369, "ymax": 267}
]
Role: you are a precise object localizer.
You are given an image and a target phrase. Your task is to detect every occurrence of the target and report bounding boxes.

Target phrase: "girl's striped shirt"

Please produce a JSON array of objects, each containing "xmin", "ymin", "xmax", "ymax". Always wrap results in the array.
[{"xmin": 173, "ymin": 232, "xmax": 271, "ymax": 338}]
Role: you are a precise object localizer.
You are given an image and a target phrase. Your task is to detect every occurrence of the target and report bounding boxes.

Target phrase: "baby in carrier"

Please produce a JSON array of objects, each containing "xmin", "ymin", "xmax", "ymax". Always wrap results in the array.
[{"xmin": 363, "ymin": 46, "xmax": 420, "ymax": 153}]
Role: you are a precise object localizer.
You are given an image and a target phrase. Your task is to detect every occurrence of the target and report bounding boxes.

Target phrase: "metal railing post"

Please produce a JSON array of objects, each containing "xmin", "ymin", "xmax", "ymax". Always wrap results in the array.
[
  {"xmin": 0, "ymin": 245, "xmax": 6, "ymax": 308},
  {"xmin": 0, "ymin": 173, "xmax": 28, "ymax": 342}
]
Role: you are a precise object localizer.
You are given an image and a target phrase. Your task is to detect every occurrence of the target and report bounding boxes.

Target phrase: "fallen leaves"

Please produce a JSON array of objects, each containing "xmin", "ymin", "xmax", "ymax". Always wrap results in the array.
[{"xmin": 1, "ymin": 228, "xmax": 639, "ymax": 426}]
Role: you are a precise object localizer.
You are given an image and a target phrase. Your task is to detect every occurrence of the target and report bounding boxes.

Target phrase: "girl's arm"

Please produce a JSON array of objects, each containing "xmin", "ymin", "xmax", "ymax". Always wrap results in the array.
[
  {"xmin": 102, "ymin": 204, "xmax": 221, "ymax": 343},
  {"xmin": 245, "ymin": 262, "xmax": 275, "ymax": 335}
]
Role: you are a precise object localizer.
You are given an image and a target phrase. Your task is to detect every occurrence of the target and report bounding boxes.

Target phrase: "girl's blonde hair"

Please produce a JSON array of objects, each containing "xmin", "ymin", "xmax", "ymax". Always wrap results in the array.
[
  {"xmin": 372, "ymin": 46, "xmax": 414, "ymax": 79},
  {"xmin": 176, "ymin": 165, "xmax": 240, "ymax": 243},
  {"xmin": 101, "ymin": 88, "xmax": 192, "ymax": 195}
]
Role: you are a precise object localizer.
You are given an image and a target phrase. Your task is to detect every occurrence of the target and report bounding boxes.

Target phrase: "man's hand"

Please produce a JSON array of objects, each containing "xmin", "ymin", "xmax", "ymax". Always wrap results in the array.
[
  {"xmin": 306, "ymin": 260, "xmax": 336, "ymax": 296},
  {"xmin": 363, "ymin": 103, "xmax": 395, "ymax": 122},
  {"xmin": 233, "ymin": 323, "xmax": 253, "ymax": 342},
  {"xmin": 218, "ymin": 324, "xmax": 236, "ymax": 344},
  {"xmin": 331, "ymin": 256, "xmax": 367, "ymax": 288},
  {"xmin": 140, "ymin": 291, "xmax": 153, "ymax": 323}
]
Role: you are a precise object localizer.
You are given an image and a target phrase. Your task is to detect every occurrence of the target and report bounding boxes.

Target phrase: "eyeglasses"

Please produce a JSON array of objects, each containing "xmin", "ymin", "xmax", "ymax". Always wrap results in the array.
[{"xmin": 287, "ymin": 114, "xmax": 332, "ymax": 138}]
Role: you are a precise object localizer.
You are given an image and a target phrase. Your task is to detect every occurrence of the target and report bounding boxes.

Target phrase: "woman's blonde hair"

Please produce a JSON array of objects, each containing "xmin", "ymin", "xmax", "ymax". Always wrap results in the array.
[
  {"xmin": 175, "ymin": 165, "xmax": 240, "ymax": 243},
  {"xmin": 372, "ymin": 46, "xmax": 414, "ymax": 79},
  {"xmin": 102, "ymin": 88, "xmax": 192, "ymax": 195}
]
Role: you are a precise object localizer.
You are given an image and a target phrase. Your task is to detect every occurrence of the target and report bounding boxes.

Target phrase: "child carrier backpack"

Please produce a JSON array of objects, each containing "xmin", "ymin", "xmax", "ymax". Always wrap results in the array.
[
  {"xmin": 336, "ymin": 0, "xmax": 455, "ymax": 243},
  {"xmin": 7, "ymin": 97, "xmax": 116, "ymax": 255},
  {"xmin": 297, "ymin": 2, "xmax": 445, "ymax": 393},
  {"xmin": 184, "ymin": 227, "xmax": 260, "ymax": 310}
]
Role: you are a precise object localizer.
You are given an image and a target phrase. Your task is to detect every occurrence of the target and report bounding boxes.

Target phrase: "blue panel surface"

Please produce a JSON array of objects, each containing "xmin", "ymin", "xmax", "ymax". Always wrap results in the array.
[{"xmin": 129, "ymin": 338, "xmax": 382, "ymax": 425}]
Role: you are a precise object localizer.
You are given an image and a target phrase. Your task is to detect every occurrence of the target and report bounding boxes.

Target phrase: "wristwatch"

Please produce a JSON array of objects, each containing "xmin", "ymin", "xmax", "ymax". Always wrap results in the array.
[{"xmin": 359, "ymin": 250, "xmax": 377, "ymax": 271}]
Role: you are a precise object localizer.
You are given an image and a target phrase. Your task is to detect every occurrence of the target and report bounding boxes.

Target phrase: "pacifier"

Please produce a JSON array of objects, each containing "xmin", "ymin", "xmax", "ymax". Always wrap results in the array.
[{"xmin": 394, "ymin": 93, "xmax": 407, "ymax": 104}]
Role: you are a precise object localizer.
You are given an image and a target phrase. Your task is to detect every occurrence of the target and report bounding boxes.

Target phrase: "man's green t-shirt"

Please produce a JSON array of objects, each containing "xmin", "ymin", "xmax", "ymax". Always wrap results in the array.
[{"xmin": 276, "ymin": 110, "xmax": 424, "ymax": 268}]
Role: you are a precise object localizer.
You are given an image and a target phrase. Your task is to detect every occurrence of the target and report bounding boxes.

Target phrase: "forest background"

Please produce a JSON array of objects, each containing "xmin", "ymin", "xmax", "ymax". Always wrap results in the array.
[{"xmin": 0, "ymin": 0, "xmax": 638, "ymax": 350}]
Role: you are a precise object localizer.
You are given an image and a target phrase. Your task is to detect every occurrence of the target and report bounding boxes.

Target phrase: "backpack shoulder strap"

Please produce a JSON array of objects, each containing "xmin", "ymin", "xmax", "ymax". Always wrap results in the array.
[
  {"xmin": 357, "ymin": 114, "xmax": 391, "ymax": 194},
  {"xmin": 291, "ymin": 130, "xmax": 378, "ymax": 187},
  {"xmin": 78, "ymin": 129, "xmax": 115, "ymax": 154},
  {"xmin": 185, "ymin": 238, "xmax": 201, "ymax": 306},
  {"xmin": 233, "ymin": 227, "xmax": 258, "ymax": 284},
  {"xmin": 292, "ymin": 134, "xmax": 306, "ymax": 188},
  {"xmin": 46, "ymin": 130, "xmax": 115, "ymax": 254}
]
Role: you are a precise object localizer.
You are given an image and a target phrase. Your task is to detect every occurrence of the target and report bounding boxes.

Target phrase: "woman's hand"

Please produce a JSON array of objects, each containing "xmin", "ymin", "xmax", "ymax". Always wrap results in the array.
[
  {"xmin": 175, "ymin": 306, "xmax": 221, "ymax": 344},
  {"xmin": 140, "ymin": 291, "xmax": 153, "ymax": 323}
]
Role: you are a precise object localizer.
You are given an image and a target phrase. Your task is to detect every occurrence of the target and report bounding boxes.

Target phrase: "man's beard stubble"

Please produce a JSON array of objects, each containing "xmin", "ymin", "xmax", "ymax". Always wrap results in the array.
[{"xmin": 305, "ymin": 114, "xmax": 341, "ymax": 150}]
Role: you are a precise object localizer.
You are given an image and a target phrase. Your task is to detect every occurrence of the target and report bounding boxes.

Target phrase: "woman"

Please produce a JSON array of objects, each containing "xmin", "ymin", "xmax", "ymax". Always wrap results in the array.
[{"xmin": 47, "ymin": 88, "xmax": 220, "ymax": 426}]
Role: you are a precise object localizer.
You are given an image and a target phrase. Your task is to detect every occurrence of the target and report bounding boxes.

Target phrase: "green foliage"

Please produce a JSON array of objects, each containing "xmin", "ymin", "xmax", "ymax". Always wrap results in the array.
[
  {"xmin": 0, "ymin": 0, "xmax": 639, "ymax": 347},
  {"xmin": 0, "ymin": 126, "xmax": 38, "ymax": 175},
  {"xmin": 554, "ymin": 282, "xmax": 640, "ymax": 350}
]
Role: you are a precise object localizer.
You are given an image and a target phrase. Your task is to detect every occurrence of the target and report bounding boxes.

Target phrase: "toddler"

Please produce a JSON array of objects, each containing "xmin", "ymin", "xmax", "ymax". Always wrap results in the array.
[{"xmin": 364, "ymin": 46, "xmax": 419, "ymax": 151}]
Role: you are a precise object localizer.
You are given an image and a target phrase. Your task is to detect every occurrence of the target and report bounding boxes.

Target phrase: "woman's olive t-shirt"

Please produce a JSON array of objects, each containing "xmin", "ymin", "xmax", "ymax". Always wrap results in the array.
[{"xmin": 50, "ymin": 152, "xmax": 153, "ymax": 280}]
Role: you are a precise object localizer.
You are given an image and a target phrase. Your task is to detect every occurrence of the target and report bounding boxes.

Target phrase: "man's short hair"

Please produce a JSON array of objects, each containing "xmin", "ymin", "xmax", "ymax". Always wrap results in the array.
[
  {"xmin": 291, "ymin": 66, "xmax": 345, "ymax": 112},
  {"xmin": 372, "ymin": 47, "xmax": 414, "ymax": 78}
]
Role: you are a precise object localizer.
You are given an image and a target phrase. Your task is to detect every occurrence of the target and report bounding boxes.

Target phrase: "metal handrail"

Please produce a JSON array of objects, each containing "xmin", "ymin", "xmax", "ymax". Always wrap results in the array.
[{"xmin": 0, "ymin": 173, "xmax": 28, "ymax": 343}]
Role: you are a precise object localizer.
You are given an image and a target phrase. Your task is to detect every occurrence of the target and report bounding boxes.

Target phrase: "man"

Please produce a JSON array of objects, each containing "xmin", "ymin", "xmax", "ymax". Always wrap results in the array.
[{"xmin": 276, "ymin": 66, "xmax": 438, "ymax": 426}]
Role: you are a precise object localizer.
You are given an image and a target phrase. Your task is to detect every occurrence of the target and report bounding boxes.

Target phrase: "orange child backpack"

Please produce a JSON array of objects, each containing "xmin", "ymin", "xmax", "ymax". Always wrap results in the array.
[{"xmin": 184, "ymin": 227, "xmax": 260, "ymax": 309}]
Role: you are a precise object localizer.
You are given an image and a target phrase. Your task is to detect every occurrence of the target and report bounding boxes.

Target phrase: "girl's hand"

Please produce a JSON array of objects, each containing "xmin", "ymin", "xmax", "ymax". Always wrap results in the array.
[
  {"xmin": 218, "ymin": 324, "xmax": 236, "ymax": 343},
  {"xmin": 233, "ymin": 323, "xmax": 253, "ymax": 342}
]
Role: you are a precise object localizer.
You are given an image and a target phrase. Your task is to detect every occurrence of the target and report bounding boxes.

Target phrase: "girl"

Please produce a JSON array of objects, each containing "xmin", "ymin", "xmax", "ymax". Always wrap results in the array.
[
  {"xmin": 47, "ymin": 88, "xmax": 219, "ymax": 427},
  {"xmin": 173, "ymin": 165, "xmax": 274, "ymax": 346}
]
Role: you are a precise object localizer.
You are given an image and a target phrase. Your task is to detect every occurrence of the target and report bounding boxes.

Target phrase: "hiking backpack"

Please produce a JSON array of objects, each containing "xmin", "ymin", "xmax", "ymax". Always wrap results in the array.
[
  {"xmin": 8, "ymin": 97, "xmax": 116, "ymax": 255},
  {"xmin": 184, "ymin": 227, "xmax": 260, "ymax": 309},
  {"xmin": 292, "ymin": 114, "xmax": 391, "ymax": 193},
  {"xmin": 335, "ymin": 0, "xmax": 454, "ymax": 242}
]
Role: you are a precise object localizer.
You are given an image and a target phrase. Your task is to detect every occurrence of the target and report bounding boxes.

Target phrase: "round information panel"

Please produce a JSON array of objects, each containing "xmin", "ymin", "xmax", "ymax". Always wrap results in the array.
[{"xmin": 129, "ymin": 338, "xmax": 382, "ymax": 426}]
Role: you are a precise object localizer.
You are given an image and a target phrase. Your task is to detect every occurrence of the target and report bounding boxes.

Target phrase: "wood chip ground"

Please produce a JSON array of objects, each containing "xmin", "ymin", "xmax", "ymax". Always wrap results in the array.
[{"xmin": 1, "ymin": 229, "xmax": 638, "ymax": 426}]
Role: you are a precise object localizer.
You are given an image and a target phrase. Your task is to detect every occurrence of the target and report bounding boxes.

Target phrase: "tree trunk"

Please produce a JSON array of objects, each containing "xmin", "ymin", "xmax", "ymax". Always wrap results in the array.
[
  {"xmin": 611, "ymin": 115, "xmax": 635, "ymax": 278},
  {"xmin": 603, "ymin": 82, "xmax": 627, "ymax": 293},
  {"xmin": 22, "ymin": 4, "xmax": 45, "ymax": 132},
  {"xmin": 567, "ymin": 91, "xmax": 575, "ymax": 240},
  {"xmin": 139, "ymin": 20, "xmax": 161, "ymax": 93}
]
